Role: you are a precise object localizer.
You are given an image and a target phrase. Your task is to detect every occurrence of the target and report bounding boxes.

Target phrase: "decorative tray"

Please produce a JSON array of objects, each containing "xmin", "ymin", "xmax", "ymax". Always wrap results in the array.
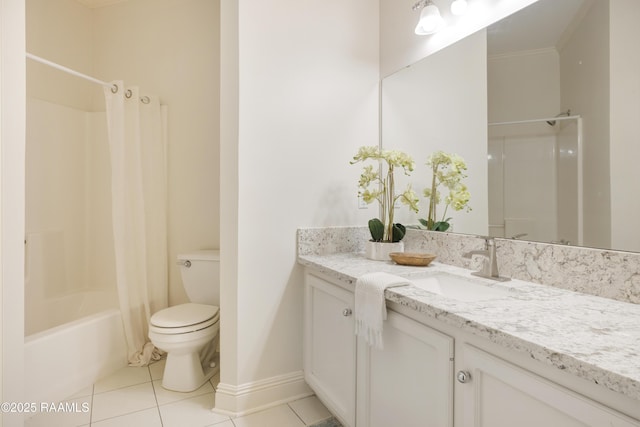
[{"xmin": 389, "ymin": 252, "xmax": 436, "ymax": 267}]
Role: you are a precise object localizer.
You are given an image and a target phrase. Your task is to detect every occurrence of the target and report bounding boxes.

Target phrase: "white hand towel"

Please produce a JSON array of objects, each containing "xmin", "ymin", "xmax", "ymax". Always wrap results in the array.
[{"xmin": 355, "ymin": 272, "xmax": 412, "ymax": 350}]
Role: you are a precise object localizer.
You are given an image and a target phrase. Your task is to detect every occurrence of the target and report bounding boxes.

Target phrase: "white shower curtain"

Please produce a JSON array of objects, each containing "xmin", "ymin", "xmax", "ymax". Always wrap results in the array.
[{"xmin": 104, "ymin": 81, "xmax": 168, "ymax": 366}]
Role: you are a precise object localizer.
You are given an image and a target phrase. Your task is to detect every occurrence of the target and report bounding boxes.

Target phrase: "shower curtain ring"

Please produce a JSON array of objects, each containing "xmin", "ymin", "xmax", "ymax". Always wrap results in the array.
[
  {"xmin": 125, "ymin": 89, "xmax": 132, "ymax": 99},
  {"xmin": 111, "ymin": 84, "xmax": 118, "ymax": 94}
]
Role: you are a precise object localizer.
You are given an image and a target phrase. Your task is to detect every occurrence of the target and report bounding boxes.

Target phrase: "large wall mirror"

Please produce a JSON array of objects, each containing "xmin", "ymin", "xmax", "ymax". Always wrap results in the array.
[{"xmin": 383, "ymin": 0, "xmax": 640, "ymax": 253}]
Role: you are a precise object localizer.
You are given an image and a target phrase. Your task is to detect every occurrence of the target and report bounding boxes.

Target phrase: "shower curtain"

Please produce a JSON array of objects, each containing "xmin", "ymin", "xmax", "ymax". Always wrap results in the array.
[{"xmin": 104, "ymin": 81, "xmax": 168, "ymax": 366}]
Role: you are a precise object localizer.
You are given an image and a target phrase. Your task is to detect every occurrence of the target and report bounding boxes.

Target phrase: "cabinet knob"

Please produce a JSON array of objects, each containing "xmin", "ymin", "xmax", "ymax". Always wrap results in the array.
[
  {"xmin": 457, "ymin": 370, "xmax": 471, "ymax": 383},
  {"xmin": 342, "ymin": 308, "xmax": 352, "ymax": 317}
]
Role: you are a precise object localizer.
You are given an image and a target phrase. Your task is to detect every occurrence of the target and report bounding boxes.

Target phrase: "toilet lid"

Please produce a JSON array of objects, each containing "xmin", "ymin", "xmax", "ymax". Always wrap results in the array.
[{"xmin": 150, "ymin": 303, "xmax": 219, "ymax": 328}]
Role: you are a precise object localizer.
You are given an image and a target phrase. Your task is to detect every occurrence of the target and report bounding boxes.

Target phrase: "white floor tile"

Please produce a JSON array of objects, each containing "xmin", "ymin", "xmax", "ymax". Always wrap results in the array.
[
  {"xmin": 149, "ymin": 358, "xmax": 166, "ymax": 381},
  {"xmin": 159, "ymin": 393, "xmax": 231, "ymax": 427},
  {"xmin": 152, "ymin": 378, "xmax": 214, "ymax": 406},
  {"xmin": 68, "ymin": 385, "xmax": 94, "ymax": 399},
  {"xmin": 233, "ymin": 404, "xmax": 305, "ymax": 427},
  {"xmin": 90, "ymin": 407, "xmax": 162, "ymax": 427},
  {"xmin": 24, "ymin": 396, "xmax": 92, "ymax": 427},
  {"xmin": 55, "ymin": 364, "xmax": 338, "ymax": 427},
  {"xmin": 93, "ymin": 365, "xmax": 151, "ymax": 394},
  {"xmin": 288, "ymin": 395, "xmax": 332, "ymax": 425},
  {"xmin": 91, "ymin": 382, "xmax": 157, "ymax": 422}
]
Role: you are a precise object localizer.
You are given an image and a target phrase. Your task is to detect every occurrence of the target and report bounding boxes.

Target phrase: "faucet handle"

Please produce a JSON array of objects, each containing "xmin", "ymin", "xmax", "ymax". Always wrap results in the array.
[{"xmin": 469, "ymin": 237, "xmax": 511, "ymax": 282}]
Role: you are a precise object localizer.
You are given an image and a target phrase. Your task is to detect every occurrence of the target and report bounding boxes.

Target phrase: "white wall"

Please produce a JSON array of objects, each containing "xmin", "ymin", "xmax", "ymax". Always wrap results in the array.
[
  {"xmin": 610, "ymin": 0, "xmax": 640, "ymax": 252},
  {"xmin": 488, "ymin": 48, "xmax": 560, "ymax": 123},
  {"xmin": 487, "ymin": 48, "xmax": 561, "ymax": 242},
  {"xmin": 380, "ymin": 0, "xmax": 539, "ymax": 77},
  {"xmin": 26, "ymin": 0, "xmax": 95, "ymax": 110},
  {"xmin": 91, "ymin": 0, "xmax": 220, "ymax": 305},
  {"xmin": 383, "ymin": 31, "xmax": 488, "ymax": 236},
  {"xmin": 218, "ymin": 0, "xmax": 379, "ymax": 414},
  {"xmin": 0, "ymin": 0, "xmax": 26, "ymax": 423},
  {"xmin": 560, "ymin": 0, "xmax": 611, "ymax": 249}
]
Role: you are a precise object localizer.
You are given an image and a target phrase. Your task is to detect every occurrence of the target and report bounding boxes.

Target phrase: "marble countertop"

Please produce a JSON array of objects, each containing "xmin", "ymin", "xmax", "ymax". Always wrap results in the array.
[{"xmin": 298, "ymin": 252, "xmax": 640, "ymax": 403}]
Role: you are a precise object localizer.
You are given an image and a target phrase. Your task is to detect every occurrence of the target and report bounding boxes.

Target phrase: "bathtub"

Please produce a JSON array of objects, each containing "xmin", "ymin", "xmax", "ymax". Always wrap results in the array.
[
  {"xmin": 24, "ymin": 308, "xmax": 128, "ymax": 404},
  {"xmin": 25, "ymin": 286, "xmax": 121, "ymax": 336}
]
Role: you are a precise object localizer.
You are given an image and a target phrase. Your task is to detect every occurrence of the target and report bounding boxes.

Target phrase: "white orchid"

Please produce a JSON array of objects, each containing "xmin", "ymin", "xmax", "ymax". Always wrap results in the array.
[
  {"xmin": 351, "ymin": 146, "xmax": 419, "ymax": 242},
  {"xmin": 422, "ymin": 151, "xmax": 471, "ymax": 231}
]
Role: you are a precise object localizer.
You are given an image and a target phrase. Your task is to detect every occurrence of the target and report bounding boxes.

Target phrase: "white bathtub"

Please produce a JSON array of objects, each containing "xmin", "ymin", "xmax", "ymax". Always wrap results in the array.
[
  {"xmin": 25, "ymin": 308, "xmax": 128, "ymax": 404},
  {"xmin": 25, "ymin": 286, "xmax": 120, "ymax": 336}
]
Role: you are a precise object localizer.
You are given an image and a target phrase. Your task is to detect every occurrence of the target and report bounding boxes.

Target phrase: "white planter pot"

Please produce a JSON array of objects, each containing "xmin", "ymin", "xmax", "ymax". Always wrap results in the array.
[{"xmin": 365, "ymin": 241, "xmax": 404, "ymax": 261}]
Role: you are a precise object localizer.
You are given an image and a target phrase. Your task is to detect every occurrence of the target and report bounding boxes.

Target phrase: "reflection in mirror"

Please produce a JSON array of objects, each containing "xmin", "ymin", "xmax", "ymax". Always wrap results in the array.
[
  {"xmin": 384, "ymin": 31, "xmax": 489, "ymax": 237},
  {"xmin": 382, "ymin": 0, "xmax": 640, "ymax": 253},
  {"xmin": 488, "ymin": 117, "xmax": 582, "ymax": 246}
]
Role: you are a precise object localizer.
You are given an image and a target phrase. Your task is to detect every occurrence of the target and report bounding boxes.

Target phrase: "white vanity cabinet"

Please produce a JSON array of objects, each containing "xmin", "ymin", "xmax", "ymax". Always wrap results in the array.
[
  {"xmin": 457, "ymin": 344, "xmax": 640, "ymax": 427},
  {"xmin": 303, "ymin": 272, "xmax": 357, "ymax": 427},
  {"xmin": 304, "ymin": 271, "xmax": 455, "ymax": 427},
  {"xmin": 356, "ymin": 310, "xmax": 454, "ymax": 427},
  {"xmin": 303, "ymin": 269, "xmax": 640, "ymax": 427}
]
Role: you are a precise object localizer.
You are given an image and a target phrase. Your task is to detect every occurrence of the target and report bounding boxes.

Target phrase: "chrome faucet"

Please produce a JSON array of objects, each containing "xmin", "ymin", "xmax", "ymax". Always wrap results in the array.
[{"xmin": 463, "ymin": 238, "xmax": 510, "ymax": 282}]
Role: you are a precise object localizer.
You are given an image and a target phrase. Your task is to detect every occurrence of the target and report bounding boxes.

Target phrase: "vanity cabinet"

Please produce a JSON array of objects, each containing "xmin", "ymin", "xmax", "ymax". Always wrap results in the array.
[
  {"xmin": 356, "ymin": 310, "xmax": 454, "ymax": 427},
  {"xmin": 457, "ymin": 344, "xmax": 640, "ymax": 427},
  {"xmin": 303, "ymin": 272, "xmax": 357, "ymax": 427},
  {"xmin": 304, "ymin": 271, "xmax": 454, "ymax": 427},
  {"xmin": 303, "ymin": 269, "xmax": 640, "ymax": 427}
]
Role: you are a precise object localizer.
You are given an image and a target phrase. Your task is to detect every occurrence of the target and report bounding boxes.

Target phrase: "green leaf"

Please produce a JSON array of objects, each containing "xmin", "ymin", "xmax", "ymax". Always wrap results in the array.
[
  {"xmin": 433, "ymin": 221, "xmax": 450, "ymax": 232},
  {"xmin": 392, "ymin": 223, "xmax": 406, "ymax": 242},
  {"xmin": 368, "ymin": 218, "xmax": 384, "ymax": 242}
]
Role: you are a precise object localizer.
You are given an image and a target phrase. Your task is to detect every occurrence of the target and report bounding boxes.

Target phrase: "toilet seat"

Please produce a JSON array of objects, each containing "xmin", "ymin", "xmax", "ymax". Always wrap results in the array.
[{"xmin": 150, "ymin": 303, "xmax": 219, "ymax": 335}]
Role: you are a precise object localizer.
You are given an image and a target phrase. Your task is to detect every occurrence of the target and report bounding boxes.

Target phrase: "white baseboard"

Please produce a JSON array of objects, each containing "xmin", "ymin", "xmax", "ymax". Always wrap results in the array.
[{"xmin": 213, "ymin": 370, "xmax": 313, "ymax": 417}]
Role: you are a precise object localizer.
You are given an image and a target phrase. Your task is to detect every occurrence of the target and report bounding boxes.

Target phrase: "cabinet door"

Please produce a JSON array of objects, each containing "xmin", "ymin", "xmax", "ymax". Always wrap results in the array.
[
  {"xmin": 304, "ymin": 273, "xmax": 356, "ymax": 427},
  {"xmin": 459, "ymin": 344, "xmax": 640, "ymax": 427},
  {"xmin": 357, "ymin": 310, "xmax": 454, "ymax": 427}
]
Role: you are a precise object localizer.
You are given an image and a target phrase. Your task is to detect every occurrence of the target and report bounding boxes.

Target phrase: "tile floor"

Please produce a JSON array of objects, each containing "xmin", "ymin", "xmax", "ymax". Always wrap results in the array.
[{"xmin": 25, "ymin": 358, "xmax": 336, "ymax": 427}]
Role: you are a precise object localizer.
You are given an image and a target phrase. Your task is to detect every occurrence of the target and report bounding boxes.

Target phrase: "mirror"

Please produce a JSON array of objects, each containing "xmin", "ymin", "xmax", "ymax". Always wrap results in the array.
[{"xmin": 382, "ymin": 0, "xmax": 640, "ymax": 253}]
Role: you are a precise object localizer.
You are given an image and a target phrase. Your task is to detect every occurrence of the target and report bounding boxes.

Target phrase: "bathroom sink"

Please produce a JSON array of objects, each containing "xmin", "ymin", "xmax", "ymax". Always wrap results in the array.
[{"xmin": 410, "ymin": 272, "xmax": 511, "ymax": 302}]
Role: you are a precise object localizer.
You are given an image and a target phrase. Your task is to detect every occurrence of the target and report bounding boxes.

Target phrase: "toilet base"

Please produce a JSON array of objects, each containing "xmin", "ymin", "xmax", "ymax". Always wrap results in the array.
[{"xmin": 162, "ymin": 351, "xmax": 220, "ymax": 392}]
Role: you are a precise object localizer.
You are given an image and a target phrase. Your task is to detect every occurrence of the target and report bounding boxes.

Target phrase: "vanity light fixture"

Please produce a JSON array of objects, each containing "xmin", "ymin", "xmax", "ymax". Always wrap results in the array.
[
  {"xmin": 413, "ymin": 0, "xmax": 445, "ymax": 35},
  {"xmin": 450, "ymin": 0, "xmax": 468, "ymax": 16}
]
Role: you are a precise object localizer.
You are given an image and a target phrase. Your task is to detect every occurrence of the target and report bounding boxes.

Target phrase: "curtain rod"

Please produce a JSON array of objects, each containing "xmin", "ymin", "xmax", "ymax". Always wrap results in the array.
[
  {"xmin": 26, "ymin": 52, "xmax": 117, "ymax": 92},
  {"xmin": 489, "ymin": 115, "xmax": 581, "ymax": 126}
]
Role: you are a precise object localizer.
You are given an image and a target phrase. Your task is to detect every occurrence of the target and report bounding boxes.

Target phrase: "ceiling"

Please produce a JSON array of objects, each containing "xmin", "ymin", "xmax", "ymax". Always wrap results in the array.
[{"xmin": 487, "ymin": 0, "xmax": 589, "ymax": 55}]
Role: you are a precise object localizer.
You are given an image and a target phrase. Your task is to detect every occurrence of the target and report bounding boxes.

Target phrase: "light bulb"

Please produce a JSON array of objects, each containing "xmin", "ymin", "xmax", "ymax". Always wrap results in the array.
[
  {"xmin": 414, "ymin": 2, "xmax": 444, "ymax": 35},
  {"xmin": 450, "ymin": 0, "xmax": 468, "ymax": 16}
]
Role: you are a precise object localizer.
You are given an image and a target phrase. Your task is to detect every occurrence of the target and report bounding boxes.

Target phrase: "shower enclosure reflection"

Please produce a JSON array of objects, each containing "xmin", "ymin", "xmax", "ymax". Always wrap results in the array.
[{"xmin": 488, "ymin": 115, "xmax": 582, "ymax": 245}]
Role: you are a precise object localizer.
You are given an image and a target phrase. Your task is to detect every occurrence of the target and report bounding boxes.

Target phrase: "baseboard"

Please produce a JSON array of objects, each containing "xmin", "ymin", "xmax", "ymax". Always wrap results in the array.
[{"xmin": 213, "ymin": 370, "xmax": 313, "ymax": 417}]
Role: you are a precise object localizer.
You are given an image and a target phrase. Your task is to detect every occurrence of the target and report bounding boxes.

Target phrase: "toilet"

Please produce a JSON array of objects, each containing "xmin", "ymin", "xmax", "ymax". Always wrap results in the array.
[{"xmin": 148, "ymin": 249, "xmax": 220, "ymax": 392}]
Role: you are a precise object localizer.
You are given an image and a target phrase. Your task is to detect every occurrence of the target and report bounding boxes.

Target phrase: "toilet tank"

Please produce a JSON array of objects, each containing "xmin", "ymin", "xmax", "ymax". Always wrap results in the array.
[{"xmin": 178, "ymin": 249, "xmax": 220, "ymax": 306}]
